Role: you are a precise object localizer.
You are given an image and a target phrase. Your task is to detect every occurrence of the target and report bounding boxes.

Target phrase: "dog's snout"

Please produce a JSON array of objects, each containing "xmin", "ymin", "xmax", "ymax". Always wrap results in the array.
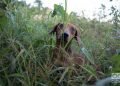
[{"xmin": 62, "ymin": 33, "xmax": 68, "ymax": 39}]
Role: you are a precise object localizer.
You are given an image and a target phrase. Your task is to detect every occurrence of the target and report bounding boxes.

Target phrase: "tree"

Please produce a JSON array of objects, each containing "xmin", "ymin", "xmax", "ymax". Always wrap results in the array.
[
  {"xmin": 35, "ymin": 0, "xmax": 42, "ymax": 12},
  {"xmin": 110, "ymin": 6, "xmax": 120, "ymax": 29},
  {"xmin": 98, "ymin": 4, "xmax": 106, "ymax": 22}
]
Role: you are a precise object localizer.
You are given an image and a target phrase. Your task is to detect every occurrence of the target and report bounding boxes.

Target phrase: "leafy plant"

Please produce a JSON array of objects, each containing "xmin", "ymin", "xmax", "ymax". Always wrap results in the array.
[{"xmin": 0, "ymin": 0, "xmax": 119, "ymax": 86}]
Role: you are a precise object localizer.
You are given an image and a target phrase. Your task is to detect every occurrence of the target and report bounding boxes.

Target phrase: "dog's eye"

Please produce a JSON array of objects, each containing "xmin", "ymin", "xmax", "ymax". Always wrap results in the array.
[
  {"xmin": 70, "ymin": 27, "xmax": 76, "ymax": 34},
  {"xmin": 57, "ymin": 24, "xmax": 64, "ymax": 29}
]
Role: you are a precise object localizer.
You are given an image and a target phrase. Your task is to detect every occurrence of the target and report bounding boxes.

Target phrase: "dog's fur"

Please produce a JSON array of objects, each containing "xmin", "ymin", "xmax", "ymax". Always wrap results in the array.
[
  {"xmin": 50, "ymin": 23, "xmax": 85, "ymax": 66},
  {"xmin": 49, "ymin": 23, "xmax": 103, "ymax": 85}
]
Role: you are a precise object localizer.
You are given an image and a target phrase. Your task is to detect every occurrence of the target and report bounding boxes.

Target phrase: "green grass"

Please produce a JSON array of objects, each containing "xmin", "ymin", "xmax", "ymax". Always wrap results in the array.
[{"xmin": 0, "ymin": 0, "xmax": 120, "ymax": 86}]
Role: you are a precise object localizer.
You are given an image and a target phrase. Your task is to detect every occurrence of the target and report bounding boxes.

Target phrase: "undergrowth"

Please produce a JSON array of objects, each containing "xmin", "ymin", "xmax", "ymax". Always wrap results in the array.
[{"xmin": 0, "ymin": 0, "xmax": 120, "ymax": 86}]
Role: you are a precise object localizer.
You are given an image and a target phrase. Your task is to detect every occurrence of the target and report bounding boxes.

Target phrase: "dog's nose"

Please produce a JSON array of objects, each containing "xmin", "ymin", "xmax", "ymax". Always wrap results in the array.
[{"xmin": 62, "ymin": 33, "xmax": 68, "ymax": 39}]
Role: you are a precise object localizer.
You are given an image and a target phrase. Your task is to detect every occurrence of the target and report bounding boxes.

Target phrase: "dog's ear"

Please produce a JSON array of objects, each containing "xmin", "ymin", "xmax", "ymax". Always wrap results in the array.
[
  {"xmin": 49, "ymin": 23, "xmax": 64, "ymax": 34},
  {"xmin": 49, "ymin": 23, "xmax": 59, "ymax": 34},
  {"xmin": 75, "ymin": 28, "xmax": 81, "ymax": 46}
]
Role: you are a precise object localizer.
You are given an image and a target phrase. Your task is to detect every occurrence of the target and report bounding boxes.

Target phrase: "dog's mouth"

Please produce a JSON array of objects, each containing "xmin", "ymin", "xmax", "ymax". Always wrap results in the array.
[
  {"xmin": 56, "ymin": 37, "xmax": 68, "ymax": 48},
  {"xmin": 59, "ymin": 37, "xmax": 68, "ymax": 45},
  {"xmin": 59, "ymin": 37, "xmax": 73, "ymax": 49},
  {"xmin": 57, "ymin": 33, "xmax": 74, "ymax": 48}
]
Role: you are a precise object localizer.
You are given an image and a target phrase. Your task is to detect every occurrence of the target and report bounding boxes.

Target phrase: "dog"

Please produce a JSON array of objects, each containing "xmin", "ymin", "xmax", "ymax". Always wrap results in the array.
[
  {"xmin": 49, "ymin": 23, "xmax": 103, "ymax": 85},
  {"xmin": 50, "ymin": 23, "xmax": 85, "ymax": 66}
]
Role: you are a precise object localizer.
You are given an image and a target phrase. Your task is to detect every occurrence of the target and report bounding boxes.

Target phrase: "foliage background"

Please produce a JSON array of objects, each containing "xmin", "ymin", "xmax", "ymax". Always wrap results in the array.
[{"xmin": 0, "ymin": 0, "xmax": 120, "ymax": 86}]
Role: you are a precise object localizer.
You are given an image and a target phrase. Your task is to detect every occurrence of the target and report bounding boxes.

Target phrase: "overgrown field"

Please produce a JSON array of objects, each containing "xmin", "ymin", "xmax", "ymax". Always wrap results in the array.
[{"xmin": 0, "ymin": 0, "xmax": 120, "ymax": 86}]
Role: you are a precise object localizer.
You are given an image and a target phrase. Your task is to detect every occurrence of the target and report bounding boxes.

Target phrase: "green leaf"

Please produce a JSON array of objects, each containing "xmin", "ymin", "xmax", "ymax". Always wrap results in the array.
[
  {"xmin": 0, "ymin": 10, "xmax": 7, "ymax": 26},
  {"xmin": 81, "ymin": 65, "xmax": 97, "ymax": 79},
  {"xmin": 51, "ymin": 4, "xmax": 65, "ymax": 18},
  {"xmin": 8, "ymin": 73, "xmax": 24, "ymax": 78},
  {"xmin": 111, "ymin": 55, "xmax": 120, "ymax": 72},
  {"xmin": 81, "ymin": 47, "xmax": 95, "ymax": 65}
]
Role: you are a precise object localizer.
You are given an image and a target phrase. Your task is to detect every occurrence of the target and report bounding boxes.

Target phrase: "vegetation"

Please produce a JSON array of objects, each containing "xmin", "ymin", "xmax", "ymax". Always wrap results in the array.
[{"xmin": 0, "ymin": 0, "xmax": 120, "ymax": 86}]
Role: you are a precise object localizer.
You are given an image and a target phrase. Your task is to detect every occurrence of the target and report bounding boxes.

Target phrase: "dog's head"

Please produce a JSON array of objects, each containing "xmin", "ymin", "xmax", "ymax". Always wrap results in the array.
[{"xmin": 50, "ymin": 23, "xmax": 80, "ymax": 46}]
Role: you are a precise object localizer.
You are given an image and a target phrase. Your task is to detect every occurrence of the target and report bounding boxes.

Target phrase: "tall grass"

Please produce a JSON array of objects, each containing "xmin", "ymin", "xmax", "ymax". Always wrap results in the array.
[{"xmin": 0, "ymin": 0, "xmax": 120, "ymax": 86}]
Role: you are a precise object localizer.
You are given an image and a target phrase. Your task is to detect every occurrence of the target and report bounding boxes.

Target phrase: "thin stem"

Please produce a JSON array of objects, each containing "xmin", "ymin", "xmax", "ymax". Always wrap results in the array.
[{"xmin": 64, "ymin": 0, "xmax": 67, "ymax": 22}]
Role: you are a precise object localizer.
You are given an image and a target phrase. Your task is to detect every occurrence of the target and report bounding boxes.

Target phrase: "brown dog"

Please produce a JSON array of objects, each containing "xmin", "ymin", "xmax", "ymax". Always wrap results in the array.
[{"xmin": 50, "ymin": 23, "xmax": 85, "ymax": 66}]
